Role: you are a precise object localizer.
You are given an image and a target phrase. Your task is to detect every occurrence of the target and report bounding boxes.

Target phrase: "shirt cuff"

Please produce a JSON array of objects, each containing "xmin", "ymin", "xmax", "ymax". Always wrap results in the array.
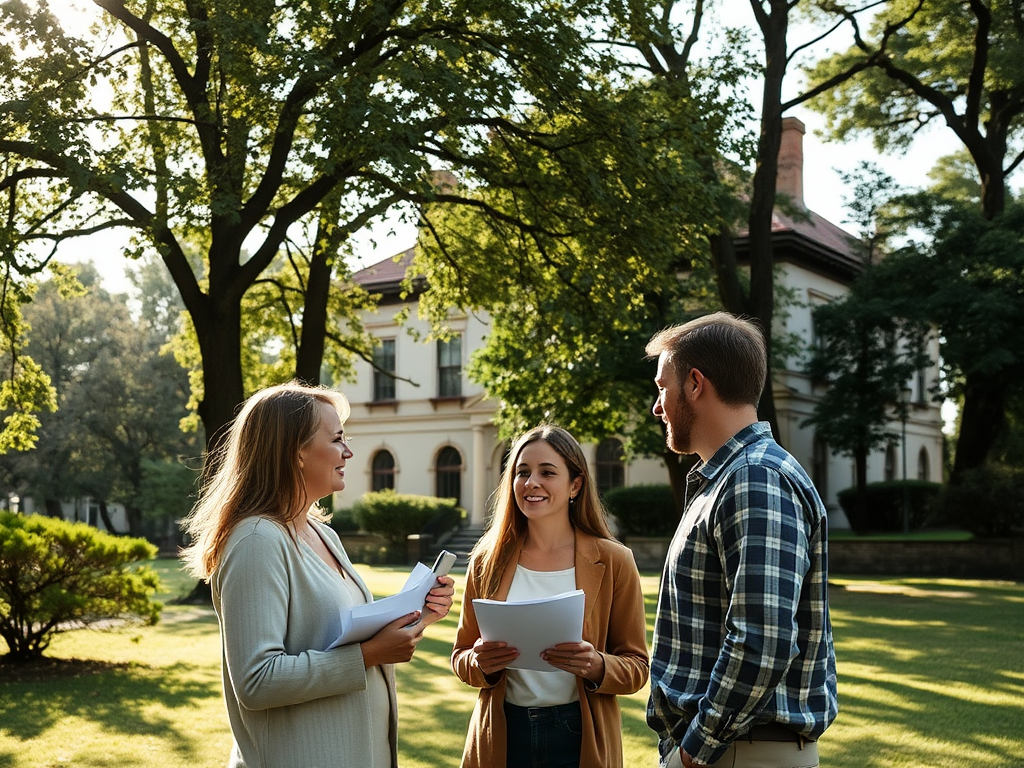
[{"xmin": 681, "ymin": 721, "xmax": 730, "ymax": 767}]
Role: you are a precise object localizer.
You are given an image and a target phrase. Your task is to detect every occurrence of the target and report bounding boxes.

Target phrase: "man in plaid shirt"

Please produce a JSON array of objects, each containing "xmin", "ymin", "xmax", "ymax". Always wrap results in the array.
[{"xmin": 645, "ymin": 313, "xmax": 838, "ymax": 768}]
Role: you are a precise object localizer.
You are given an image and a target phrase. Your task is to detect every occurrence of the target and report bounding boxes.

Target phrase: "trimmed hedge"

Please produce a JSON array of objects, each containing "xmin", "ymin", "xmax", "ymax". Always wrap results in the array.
[
  {"xmin": 602, "ymin": 484, "xmax": 680, "ymax": 538},
  {"xmin": 837, "ymin": 480, "xmax": 942, "ymax": 534},
  {"xmin": 931, "ymin": 463, "xmax": 1024, "ymax": 538},
  {"xmin": 348, "ymin": 490, "xmax": 463, "ymax": 550}
]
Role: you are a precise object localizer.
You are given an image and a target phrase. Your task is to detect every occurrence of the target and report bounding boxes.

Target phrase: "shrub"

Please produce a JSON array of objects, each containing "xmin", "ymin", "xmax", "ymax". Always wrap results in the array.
[
  {"xmin": 602, "ymin": 484, "xmax": 680, "ymax": 538},
  {"xmin": 0, "ymin": 511, "xmax": 161, "ymax": 662},
  {"xmin": 931, "ymin": 463, "xmax": 1024, "ymax": 538},
  {"xmin": 329, "ymin": 505, "xmax": 361, "ymax": 534},
  {"xmin": 351, "ymin": 491, "xmax": 463, "ymax": 550},
  {"xmin": 836, "ymin": 480, "xmax": 942, "ymax": 534}
]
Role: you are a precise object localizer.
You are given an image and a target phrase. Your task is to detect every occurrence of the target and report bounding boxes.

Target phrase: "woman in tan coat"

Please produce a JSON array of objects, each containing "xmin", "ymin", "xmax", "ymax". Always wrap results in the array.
[{"xmin": 452, "ymin": 425, "xmax": 649, "ymax": 768}]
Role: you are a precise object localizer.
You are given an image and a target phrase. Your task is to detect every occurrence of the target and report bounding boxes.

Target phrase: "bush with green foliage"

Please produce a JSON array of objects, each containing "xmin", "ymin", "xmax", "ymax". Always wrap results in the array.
[
  {"xmin": 602, "ymin": 484, "xmax": 679, "ymax": 538},
  {"xmin": 836, "ymin": 480, "xmax": 942, "ymax": 534},
  {"xmin": 350, "ymin": 491, "xmax": 463, "ymax": 550},
  {"xmin": 329, "ymin": 505, "xmax": 361, "ymax": 534},
  {"xmin": 931, "ymin": 463, "xmax": 1024, "ymax": 538},
  {"xmin": 0, "ymin": 511, "xmax": 161, "ymax": 662}
]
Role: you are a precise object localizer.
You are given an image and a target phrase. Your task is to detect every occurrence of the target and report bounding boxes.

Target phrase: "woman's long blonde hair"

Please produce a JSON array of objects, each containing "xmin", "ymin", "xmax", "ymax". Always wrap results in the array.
[
  {"xmin": 470, "ymin": 424, "xmax": 615, "ymax": 598},
  {"xmin": 180, "ymin": 382, "xmax": 350, "ymax": 580}
]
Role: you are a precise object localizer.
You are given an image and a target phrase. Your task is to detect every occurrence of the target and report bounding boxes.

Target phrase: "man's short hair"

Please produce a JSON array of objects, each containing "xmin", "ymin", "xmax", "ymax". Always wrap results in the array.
[{"xmin": 646, "ymin": 312, "xmax": 767, "ymax": 407}]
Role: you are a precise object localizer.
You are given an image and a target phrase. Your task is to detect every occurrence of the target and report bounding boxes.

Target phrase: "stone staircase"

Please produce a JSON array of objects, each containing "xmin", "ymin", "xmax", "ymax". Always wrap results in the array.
[{"xmin": 433, "ymin": 524, "xmax": 486, "ymax": 572}]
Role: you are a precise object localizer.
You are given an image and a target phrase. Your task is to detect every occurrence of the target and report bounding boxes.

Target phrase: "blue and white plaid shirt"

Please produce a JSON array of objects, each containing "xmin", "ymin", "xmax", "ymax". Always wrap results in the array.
[{"xmin": 647, "ymin": 422, "xmax": 838, "ymax": 766}]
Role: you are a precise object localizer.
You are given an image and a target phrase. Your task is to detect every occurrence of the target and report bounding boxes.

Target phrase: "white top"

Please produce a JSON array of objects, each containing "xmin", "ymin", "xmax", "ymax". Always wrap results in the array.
[{"xmin": 504, "ymin": 565, "xmax": 580, "ymax": 707}]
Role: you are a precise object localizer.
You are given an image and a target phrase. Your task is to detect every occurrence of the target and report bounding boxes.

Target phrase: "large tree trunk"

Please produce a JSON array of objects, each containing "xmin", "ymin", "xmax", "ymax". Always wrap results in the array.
[
  {"xmin": 124, "ymin": 504, "xmax": 145, "ymax": 539},
  {"xmin": 193, "ymin": 300, "xmax": 246, "ymax": 457},
  {"xmin": 744, "ymin": 0, "xmax": 789, "ymax": 446},
  {"xmin": 853, "ymin": 444, "xmax": 869, "ymax": 532},
  {"xmin": 43, "ymin": 498, "xmax": 63, "ymax": 518},
  {"xmin": 949, "ymin": 138, "xmax": 1009, "ymax": 482},
  {"xmin": 952, "ymin": 371, "xmax": 1010, "ymax": 483},
  {"xmin": 295, "ymin": 192, "xmax": 345, "ymax": 386},
  {"xmin": 295, "ymin": 249, "xmax": 332, "ymax": 386}
]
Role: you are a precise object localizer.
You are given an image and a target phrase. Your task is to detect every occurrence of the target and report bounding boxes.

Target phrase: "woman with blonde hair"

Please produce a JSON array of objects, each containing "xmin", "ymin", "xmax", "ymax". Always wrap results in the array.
[
  {"xmin": 451, "ymin": 424, "xmax": 649, "ymax": 768},
  {"xmin": 181, "ymin": 381, "xmax": 454, "ymax": 768}
]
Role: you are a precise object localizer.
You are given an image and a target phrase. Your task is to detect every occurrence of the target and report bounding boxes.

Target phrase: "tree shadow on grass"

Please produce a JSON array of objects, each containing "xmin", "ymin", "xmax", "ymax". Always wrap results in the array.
[
  {"xmin": 394, "ymin": 633, "xmax": 478, "ymax": 767},
  {"xmin": 824, "ymin": 581, "xmax": 1024, "ymax": 767},
  {"xmin": 0, "ymin": 660, "xmax": 222, "ymax": 763}
]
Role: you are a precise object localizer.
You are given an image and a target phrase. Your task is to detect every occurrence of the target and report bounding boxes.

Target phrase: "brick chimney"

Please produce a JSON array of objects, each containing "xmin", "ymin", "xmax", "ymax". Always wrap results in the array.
[
  {"xmin": 776, "ymin": 117, "xmax": 805, "ymax": 209},
  {"xmin": 430, "ymin": 169, "xmax": 458, "ymax": 194}
]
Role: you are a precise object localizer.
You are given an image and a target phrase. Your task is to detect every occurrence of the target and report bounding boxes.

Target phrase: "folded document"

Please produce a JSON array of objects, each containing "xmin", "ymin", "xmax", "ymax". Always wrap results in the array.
[
  {"xmin": 473, "ymin": 589, "xmax": 585, "ymax": 672},
  {"xmin": 328, "ymin": 563, "xmax": 436, "ymax": 648}
]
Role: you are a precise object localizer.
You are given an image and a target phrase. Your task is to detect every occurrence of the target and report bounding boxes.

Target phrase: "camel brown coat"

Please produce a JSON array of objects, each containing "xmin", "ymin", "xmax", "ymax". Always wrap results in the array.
[{"xmin": 451, "ymin": 531, "xmax": 649, "ymax": 768}]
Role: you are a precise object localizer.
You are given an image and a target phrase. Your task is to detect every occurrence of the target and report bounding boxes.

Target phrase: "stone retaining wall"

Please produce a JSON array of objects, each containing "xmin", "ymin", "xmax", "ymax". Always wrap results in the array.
[
  {"xmin": 624, "ymin": 536, "xmax": 1024, "ymax": 581},
  {"xmin": 828, "ymin": 538, "xmax": 1024, "ymax": 581}
]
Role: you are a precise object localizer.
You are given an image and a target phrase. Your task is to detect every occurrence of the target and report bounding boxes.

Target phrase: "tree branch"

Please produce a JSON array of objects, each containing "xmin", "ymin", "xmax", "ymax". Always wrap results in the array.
[{"xmin": 0, "ymin": 168, "xmax": 62, "ymax": 192}]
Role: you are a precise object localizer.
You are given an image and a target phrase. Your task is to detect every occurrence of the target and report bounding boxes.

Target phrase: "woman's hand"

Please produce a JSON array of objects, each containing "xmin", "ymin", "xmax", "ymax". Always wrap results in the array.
[
  {"xmin": 541, "ymin": 641, "xmax": 605, "ymax": 683},
  {"xmin": 471, "ymin": 637, "xmax": 519, "ymax": 676},
  {"xmin": 360, "ymin": 611, "xmax": 425, "ymax": 668},
  {"xmin": 421, "ymin": 575, "xmax": 455, "ymax": 626}
]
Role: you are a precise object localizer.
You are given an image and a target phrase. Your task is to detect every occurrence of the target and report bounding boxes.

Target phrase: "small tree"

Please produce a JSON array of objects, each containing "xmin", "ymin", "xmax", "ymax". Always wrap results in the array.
[{"xmin": 0, "ymin": 512, "xmax": 161, "ymax": 663}]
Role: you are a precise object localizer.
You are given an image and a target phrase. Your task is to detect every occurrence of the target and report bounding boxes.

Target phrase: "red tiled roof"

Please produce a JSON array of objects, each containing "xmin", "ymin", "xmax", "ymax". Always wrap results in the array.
[
  {"xmin": 735, "ymin": 205, "xmax": 863, "ymax": 280},
  {"xmin": 351, "ymin": 247, "xmax": 416, "ymax": 291}
]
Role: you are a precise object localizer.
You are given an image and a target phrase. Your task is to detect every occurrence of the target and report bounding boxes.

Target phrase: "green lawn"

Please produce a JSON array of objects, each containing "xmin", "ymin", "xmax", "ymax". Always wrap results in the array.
[{"xmin": 1, "ymin": 561, "xmax": 1022, "ymax": 768}]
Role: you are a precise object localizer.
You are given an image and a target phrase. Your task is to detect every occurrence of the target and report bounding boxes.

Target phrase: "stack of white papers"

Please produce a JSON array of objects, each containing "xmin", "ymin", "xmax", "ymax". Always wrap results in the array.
[
  {"xmin": 328, "ymin": 563, "xmax": 436, "ymax": 648},
  {"xmin": 473, "ymin": 589, "xmax": 585, "ymax": 671}
]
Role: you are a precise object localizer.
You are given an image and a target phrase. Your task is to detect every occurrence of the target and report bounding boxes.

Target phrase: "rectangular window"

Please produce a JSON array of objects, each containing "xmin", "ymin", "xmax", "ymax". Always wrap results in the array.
[
  {"xmin": 373, "ymin": 339, "xmax": 396, "ymax": 401},
  {"xmin": 437, "ymin": 336, "xmax": 462, "ymax": 398},
  {"xmin": 915, "ymin": 368, "xmax": 927, "ymax": 405}
]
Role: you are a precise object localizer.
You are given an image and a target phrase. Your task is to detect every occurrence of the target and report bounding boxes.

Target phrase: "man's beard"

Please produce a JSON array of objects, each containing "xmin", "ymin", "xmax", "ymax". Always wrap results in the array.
[{"xmin": 666, "ymin": 394, "xmax": 697, "ymax": 455}]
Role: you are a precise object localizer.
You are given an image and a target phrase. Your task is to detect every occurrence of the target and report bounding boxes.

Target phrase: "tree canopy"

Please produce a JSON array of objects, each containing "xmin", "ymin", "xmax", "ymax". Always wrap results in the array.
[
  {"xmin": 805, "ymin": 0, "xmax": 1024, "ymax": 478},
  {"xmin": 0, "ymin": 0, "xmax": 642, "ymax": 448}
]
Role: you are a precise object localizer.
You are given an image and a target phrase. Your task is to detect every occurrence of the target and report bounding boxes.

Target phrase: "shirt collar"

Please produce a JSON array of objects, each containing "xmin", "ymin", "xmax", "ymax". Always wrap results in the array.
[{"xmin": 692, "ymin": 421, "xmax": 773, "ymax": 483}]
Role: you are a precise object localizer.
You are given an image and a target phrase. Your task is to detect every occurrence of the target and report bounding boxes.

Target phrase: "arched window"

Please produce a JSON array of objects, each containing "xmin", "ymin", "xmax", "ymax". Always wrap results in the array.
[
  {"xmin": 917, "ymin": 447, "xmax": 930, "ymax": 481},
  {"xmin": 812, "ymin": 436, "xmax": 829, "ymax": 501},
  {"xmin": 884, "ymin": 443, "xmax": 897, "ymax": 482},
  {"xmin": 371, "ymin": 450, "xmax": 396, "ymax": 492},
  {"xmin": 596, "ymin": 438, "xmax": 625, "ymax": 493},
  {"xmin": 436, "ymin": 446, "xmax": 462, "ymax": 505}
]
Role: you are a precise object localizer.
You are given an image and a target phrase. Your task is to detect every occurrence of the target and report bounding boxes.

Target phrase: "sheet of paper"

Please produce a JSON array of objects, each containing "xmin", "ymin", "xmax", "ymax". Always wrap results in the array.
[
  {"xmin": 328, "ymin": 562, "xmax": 435, "ymax": 648},
  {"xmin": 472, "ymin": 589, "xmax": 585, "ymax": 672}
]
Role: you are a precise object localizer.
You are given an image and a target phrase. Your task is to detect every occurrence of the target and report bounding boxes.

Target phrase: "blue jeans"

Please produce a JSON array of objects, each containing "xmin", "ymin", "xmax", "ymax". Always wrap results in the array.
[{"xmin": 504, "ymin": 700, "xmax": 582, "ymax": 768}]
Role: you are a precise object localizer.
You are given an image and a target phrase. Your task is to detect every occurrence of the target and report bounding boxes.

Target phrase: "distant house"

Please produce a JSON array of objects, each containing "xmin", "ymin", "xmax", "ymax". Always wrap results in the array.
[
  {"xmin": 5, "ymin": 494, "xmax": 130, "ymax": 533},
  {"xmin": 340, "ymin": 118, "xmax": 946, "ymax": 529}
]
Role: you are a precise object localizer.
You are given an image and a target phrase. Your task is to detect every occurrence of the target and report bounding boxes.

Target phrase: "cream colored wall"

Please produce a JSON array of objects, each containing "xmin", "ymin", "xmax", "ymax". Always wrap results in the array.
[{"xmin": 340, "ymin": 302, "xmax": 500, "ymax": 523}]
